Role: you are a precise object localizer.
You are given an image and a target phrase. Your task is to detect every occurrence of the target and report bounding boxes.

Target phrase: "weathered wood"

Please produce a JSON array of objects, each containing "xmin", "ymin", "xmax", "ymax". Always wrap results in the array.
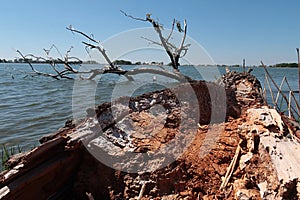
[
  {"xmin": 284, "ymin": 76, "xmax": 300, "ymax": 117},
  {"xmin": 265, "ymin": 74, "xmax": 277, "ymax": 109},
  {"xmin": 260, "ymin": 136, "xmax": 300, "ymax": 183},
  {"xmin": 121, "ymin": 11, "xmax": 189, "ymax": 71},
  {"xmin": 0, "ymin": 152, "xmax": 81, "ymax": 199},
  {"xmin": 262, "ymin": 62, "xmax": 299, "ymax": 118},
  {"xmin": 275, "ymin": 76, "xmax": 286, "ymax": 106},
  {"xmin": 297, "ymin": 48, "xmax": 300, "ymax": 102},
  {"xmin": 220, "ymin": 140, "xmax": 242, "ymax": 190},
  {"xmin": 137, "ymin": 182, "xmax": 146, "ymax": 200}
]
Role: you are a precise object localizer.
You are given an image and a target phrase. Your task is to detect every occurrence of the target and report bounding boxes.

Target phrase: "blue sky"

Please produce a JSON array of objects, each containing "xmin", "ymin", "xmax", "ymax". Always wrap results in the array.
[{"xmin": 0, "ymin": 0, "xmax": 300, "ymax": 65}]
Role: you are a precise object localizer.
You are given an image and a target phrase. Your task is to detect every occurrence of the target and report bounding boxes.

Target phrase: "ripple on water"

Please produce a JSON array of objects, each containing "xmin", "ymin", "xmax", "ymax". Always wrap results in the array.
[{"xmin": 0, "ymin": 64, "xmax": 298, "ymax": 156}]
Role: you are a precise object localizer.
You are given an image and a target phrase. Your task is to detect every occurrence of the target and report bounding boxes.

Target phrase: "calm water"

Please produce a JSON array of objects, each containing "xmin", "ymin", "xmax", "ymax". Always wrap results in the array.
[{"xmin": 0, "ymin": 63, "xmax": 298, "ymax": 156}]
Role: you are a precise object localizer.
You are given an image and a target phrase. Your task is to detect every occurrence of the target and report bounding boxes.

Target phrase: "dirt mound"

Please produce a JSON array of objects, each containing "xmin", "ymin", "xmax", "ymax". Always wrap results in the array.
[{"xmin": 1, "ymin": 72, "xmax": 299, "ymax": 200}]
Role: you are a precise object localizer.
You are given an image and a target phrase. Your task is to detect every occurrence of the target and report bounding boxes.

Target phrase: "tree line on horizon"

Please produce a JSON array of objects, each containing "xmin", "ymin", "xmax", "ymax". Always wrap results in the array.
[
  {"xmin": 1, "ymin": 58, "xmax": 298, "ymax": 68},
  {"xmin": 0, "ymin": 58, "xmax": 164, "ymax": 66},
  {"xmin": 0, "ymin": 58, "xmax": 83, "ymax": 64}
]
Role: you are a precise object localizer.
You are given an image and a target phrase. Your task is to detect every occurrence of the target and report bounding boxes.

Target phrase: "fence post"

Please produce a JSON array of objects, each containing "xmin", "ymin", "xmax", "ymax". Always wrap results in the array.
[
  {"xmin": 289, "ymin": 91, "xmax": 292, "ymax": 118},
  {"xmin": 297, "ymin": 48, "xmax": 300, "ymax": 102}
]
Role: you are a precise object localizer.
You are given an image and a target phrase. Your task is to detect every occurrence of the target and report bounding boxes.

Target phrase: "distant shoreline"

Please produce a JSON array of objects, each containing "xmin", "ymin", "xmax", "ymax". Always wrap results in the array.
[{"xmin": 0, "ymin": 59, "xmax": 298, "ymax": 68}]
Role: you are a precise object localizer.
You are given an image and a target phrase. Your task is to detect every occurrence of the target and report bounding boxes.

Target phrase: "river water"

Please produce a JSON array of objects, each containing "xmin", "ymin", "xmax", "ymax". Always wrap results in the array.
[{"xmin": 0, "ymin": 63, "xmax": 298, "ymax": 155}]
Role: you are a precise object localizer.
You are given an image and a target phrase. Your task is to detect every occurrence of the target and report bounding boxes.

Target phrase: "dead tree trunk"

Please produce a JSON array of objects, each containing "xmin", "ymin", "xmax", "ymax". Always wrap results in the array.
[
  {"xmin": 121, "ymin": 11, "xmax": 190, "ymax": 72},
  {"xmin": 67, "ymin": 25, "xmax": 192, "ymax": 82},
  {"xmin": 17, "ymin": 14, "xmax": 193, "ymax": 82}
]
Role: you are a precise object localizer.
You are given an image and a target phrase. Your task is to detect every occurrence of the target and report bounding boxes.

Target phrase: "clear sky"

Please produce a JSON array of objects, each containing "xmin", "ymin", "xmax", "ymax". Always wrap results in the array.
[{"xmin": 0, "ymin": 0, "xmax": 300, "ymax": 65}]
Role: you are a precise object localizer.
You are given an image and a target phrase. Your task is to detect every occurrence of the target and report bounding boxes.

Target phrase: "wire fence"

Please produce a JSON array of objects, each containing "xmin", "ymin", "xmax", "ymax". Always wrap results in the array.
[{"xmin": 262, "ymin": 66, "xmax": 300, "ymax": 122}]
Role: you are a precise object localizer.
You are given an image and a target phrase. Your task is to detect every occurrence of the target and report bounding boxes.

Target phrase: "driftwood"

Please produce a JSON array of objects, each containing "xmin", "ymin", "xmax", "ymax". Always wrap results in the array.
[
  {"xmin": 66, "ymin": 24, "xmax": 192, "ymax": 81},
  {"xmin": 137, "ymin": 182, "xmax": 146, "ymax": 200},
  {"xmin": 17, "ymin": 18, "xmax": 193, "ymax": 82},
  {"xmin": 15, "ymin": 12, "xmax": 194, "ymax": 82},
  {"xmin": 16, "ymin": 44, "xmax": 82, "ymax": 80},
  {"xmin": 220, "ymin": 140, "xmax": 242, "ymax": 190}
]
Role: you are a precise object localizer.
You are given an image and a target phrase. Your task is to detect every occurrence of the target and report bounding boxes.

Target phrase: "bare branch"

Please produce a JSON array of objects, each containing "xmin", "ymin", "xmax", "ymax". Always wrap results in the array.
[
  {"xmin": 16, "ymin": 50, "xmax": 60, "ymax": 80},
  {"xmin": 43, "ymin": 44, "xmax": 63, "ymax": 59},
  {"xmin": 82, "ymin": 41, "xmax": 97, "ymax": 49},
  {"xmin": 66, "ymin": 25, "xmax": 99, "ymax": 44},
  {"xmin": 17, "ymin": 47, "xmax": 78, "ymax": 80},
  {"xmin": 67, "ymin": 26, "xmax": 116, "ymax": 69},
  {"xmin": 57, "ymin": 58, "xmax": 79, "ymax": 73},
  {"xmin": 48, "ymin": 62, "xmax": 62, "ymax": 76},
  {"xmin": 180, "ymin": 49, "xmax": 188, "ymax": 58},
  {"xmin": 166, "ymin": 19, "xmax": 175, "ymax": 42},
  {"xmin": 120, "ymin": 10, "xmax": 147, "ymax": 22},
  {"xmin": 85, "ymin": 46, "xmax": 92, "ymax": 58},
  {"xmin": 18, "ymin": 14, "xmax": 192, "ymax": 82},
  {"xmin": 177, "ymin": 19, "xmax": 187, "ymax": 54},
  {"xmin": 65, "ymin": 46, "xmax": 74, "ymax": 61},
  {"xmin": 66, "ymin": 46, "xmax": 73, "ymax": 54},
  {"xmin": 82, "ymin": 42, "xmax": 115, "ymax": 69},
  {"xmin": 141, "ymin": 36, "xmax": 162, "ymax": 46},
  {"xmin": 183, "ymin": 43, "xmax": 191, "ymax": 49},
  {"xmin": 122, "ymin": 11, "xmax": 190, "ymax": 71}
]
